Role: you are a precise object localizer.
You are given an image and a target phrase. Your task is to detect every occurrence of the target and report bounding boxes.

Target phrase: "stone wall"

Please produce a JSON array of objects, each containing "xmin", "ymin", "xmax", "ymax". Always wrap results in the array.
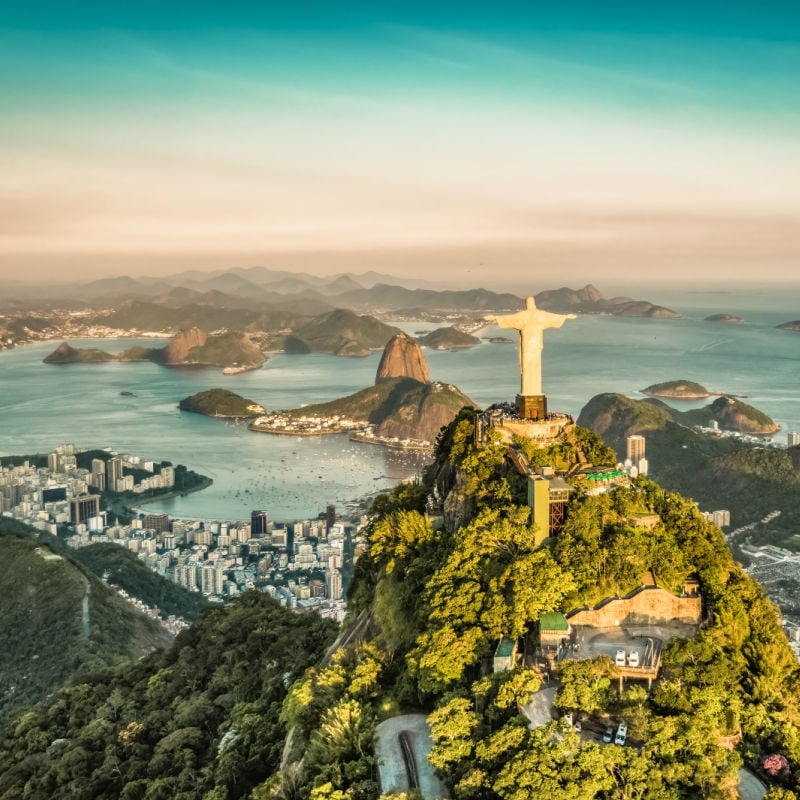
[{"xmin": 567, "ymin": 586, "xmax": 701, "ymax": 628}]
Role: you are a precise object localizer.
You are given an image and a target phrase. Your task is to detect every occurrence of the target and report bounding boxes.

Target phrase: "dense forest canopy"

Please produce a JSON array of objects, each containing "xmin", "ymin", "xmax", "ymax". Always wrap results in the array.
[{"xmin": 2, "ymin": 408, "xmax": 799, "ymax": 799}]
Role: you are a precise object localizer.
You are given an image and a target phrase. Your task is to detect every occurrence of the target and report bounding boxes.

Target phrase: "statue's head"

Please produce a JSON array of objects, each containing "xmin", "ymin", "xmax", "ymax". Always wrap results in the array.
[{"xmin": 525, "ymin": 296, "xmax": 537, "ymax": 309}]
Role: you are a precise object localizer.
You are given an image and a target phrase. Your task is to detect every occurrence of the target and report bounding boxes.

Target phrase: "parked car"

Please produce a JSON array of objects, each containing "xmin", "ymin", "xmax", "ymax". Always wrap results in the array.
[
  {"xmin": 627, "ymin": 650, "xmax": 640, "ymax": 667},
  {"xmin": 615, "ymin": 724, "xmax": 628, "ymax": 746},
  {"xmin": 615, "ymin": 648, "xmax": 626, "ymax": 666},
  {"xmin": 603, "ymin": 726, "xmax": 615, "ymax": 743}
]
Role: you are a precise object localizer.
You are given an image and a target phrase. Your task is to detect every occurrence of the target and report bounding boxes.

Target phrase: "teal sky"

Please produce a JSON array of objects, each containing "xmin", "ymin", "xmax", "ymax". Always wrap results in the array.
[{"xmin": 1, "ymin": 1, "xmax": 799, "ymax": 284}]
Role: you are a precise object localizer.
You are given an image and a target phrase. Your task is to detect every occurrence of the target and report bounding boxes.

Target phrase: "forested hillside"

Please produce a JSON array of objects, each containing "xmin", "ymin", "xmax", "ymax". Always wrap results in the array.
[
  {"xmin": 0, "ymin": 529, "xmax": 169, "ymax": 720},
  {"xmin": 0, "ymin": 592, "xmax": 336, "ymax": 799},
  {"xmin": 274, "ymin": 409, "xmax": 800, "ymax": 799},
  {"xmin": 2, "ymin": 411, "xmax": 800, "ymax": 798}
]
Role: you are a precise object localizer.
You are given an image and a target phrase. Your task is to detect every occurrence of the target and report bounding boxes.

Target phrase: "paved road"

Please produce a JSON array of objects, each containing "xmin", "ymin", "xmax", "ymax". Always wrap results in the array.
[
  {"xmin": 738, "ymin": 769, "xmax": 767, "ymax": 800},
  {"xmin": 520, "ymin": 686, "xmax": 558, "ymax": 728},
  {"xmin": 375, "ymin": 714, "xmax": 449, "ymax": 799}
]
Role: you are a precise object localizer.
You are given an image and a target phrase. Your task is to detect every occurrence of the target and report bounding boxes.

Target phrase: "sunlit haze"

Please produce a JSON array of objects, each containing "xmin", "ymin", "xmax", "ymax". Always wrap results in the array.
[{"xmin": 1, "ymin": 1, "xmax": 799, "ymax": 285}]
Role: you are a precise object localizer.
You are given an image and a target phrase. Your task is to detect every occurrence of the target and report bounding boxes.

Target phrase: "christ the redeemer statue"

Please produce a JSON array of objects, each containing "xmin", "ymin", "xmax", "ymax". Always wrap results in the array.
[{"xmin": 486, "ymin": 297, "xmax": 576, "ymax": 397}]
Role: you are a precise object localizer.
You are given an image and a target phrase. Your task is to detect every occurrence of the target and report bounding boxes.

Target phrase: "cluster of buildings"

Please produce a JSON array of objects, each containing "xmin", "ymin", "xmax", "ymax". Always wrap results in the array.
[
  {"xmin": 250, "ymin": 412, "xmax": 369, "ymax": 436},
  {"xmin": 68, "ymin": 507, "xmax": 352, "ymax": 622},
  {"xmin": 1, "ymin": 443, "xmax": 175, "ymax": 535},
  {"xmin": 1, "ymin": 443, "xmax": 354, "ymax": 624}
]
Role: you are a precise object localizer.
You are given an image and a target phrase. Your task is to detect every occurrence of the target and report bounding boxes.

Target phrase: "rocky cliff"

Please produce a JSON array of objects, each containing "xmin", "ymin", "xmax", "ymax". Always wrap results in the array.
[
  {"xmin": 162, "ymin": 326, "xmax": 208, "ymax": 364},
  {"xmin": 375, "ymin": 333, "xmax": 430, "ymax": 383}
]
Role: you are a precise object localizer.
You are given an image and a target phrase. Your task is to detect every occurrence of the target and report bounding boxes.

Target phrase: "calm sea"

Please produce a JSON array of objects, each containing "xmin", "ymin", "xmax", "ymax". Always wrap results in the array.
[{"xmin": 1, "ymin": 284, "xmax": 797, "ymax": 521}]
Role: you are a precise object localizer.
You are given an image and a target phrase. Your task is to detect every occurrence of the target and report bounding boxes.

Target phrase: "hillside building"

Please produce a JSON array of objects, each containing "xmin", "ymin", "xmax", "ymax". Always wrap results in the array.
[{"xmin": 528, "ymin": 475, "xmax": 572, "ymax": 542}]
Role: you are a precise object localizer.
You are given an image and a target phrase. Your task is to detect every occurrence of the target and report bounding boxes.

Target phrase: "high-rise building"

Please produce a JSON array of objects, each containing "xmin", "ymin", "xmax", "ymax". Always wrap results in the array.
[
  {"xmin": 47, "ymin": 452, "xmax": 60, "ymax": 473},
  {"xmin": 106, "ymin": 457, "xmax": 123, "ymax": 490},
  {"xmin": 160, "ymin": 466, "xmax": 175, "ymax": 487},
  {"xmin": 326, "ymin": 504, "xmax": 336, "ymax": 533},
  {"xmin": 326, "ymin": 570, "xmax": 343, "ymax": 600},
  {"xmin": 70, "ymin": 494, "xmax": 101, "ymax": 524},
  {"xmin": 788, "ymin": 432, "xmax": 800, "ymax": 447},
  {"xmin": 144, "ymin": 513, "xmax": 170, "ymax": 533},
  {"xmin": 201, "ymin": 565, "xmax": 226, "ymax": 596},
  {"xmin": 626, "ymin": 435, "xmax": 646, "ymax": 463},
  {"xmin": 251, "ymin": 510, "xmax": 269, "ymax": 535}
]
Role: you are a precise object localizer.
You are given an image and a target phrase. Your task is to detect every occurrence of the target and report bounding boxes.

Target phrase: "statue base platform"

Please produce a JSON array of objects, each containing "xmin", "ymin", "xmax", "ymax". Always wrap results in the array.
[
  {"xmin": 517, "ymin": 394, "xmax": 547, "ymax": 420},
  {"xmin": 492, "ymin": 413, "xmax": 575, "ymax": 446}
]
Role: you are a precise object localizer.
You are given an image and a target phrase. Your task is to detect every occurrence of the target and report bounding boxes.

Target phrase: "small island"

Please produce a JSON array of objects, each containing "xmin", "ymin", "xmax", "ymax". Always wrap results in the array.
[
  {"xmin": 178, "ymin": 388, "xmax": 265, "ymax": 418},
  {"xmin": 416, "ymin": 326, "xmax": 480, "ymax": 350},
  {"xmin": 777, "ymin": 320, "xmax": 800, "ymax": 332},
  {"xmin": 44, "ymin": 343, "xmax": 117, "ymax": 364},
  {"xmin": 705, "ymin": 313, "xmax": 743, "ymax": 324},
  {"xmin": 642, "ymin": 379, "xmax": 712, "ymax": 399}
]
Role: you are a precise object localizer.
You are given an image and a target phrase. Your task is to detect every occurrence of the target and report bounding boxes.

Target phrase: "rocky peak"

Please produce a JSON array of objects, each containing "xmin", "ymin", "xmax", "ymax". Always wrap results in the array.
[
  {"xmin": 375, "ymin": 333, "xmax": 430, "ymax": 384},
  {"xmin": 44, "ymin": 342, "xmax": 77, "ymax": 361},
  {"xmin": 162, "ymin": 327, "xmax": 207, "ymax": 364}
]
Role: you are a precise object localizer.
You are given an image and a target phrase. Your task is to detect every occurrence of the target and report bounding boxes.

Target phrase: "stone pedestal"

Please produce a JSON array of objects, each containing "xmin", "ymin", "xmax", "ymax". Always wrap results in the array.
[{"xmin": 517, "ymin": 394, "xmax": 547, "ymax": 420}]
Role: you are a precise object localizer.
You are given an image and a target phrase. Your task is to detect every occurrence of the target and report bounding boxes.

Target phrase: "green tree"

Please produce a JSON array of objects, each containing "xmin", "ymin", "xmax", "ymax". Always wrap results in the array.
[
  {"xmin": 428, "ymin": 697, "xmax": 479, "ymax": 771},
  {"xmin": 556, "ymin": 657, "xmax": 617, "ymax": 715}
]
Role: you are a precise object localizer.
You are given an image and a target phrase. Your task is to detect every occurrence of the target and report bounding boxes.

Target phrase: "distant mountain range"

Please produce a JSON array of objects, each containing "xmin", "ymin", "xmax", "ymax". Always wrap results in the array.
[{"xmin": 1, "ymin": 263, "xmax": 677, "ymax": 321}]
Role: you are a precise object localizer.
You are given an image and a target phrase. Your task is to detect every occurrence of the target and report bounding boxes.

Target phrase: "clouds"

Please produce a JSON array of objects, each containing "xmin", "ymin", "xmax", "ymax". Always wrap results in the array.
[{"xmin": 0, "ymin": 6, "xmax": 798, "ymax": 282}]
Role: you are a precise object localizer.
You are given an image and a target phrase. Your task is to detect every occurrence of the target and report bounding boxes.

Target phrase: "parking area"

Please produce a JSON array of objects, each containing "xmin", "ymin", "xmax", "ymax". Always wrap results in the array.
[{"xmin": 556, "ymin": 626, "xmax": 667, "ymax": 671}]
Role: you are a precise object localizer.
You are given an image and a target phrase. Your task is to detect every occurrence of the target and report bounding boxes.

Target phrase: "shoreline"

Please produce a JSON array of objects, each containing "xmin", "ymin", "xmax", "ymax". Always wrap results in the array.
[{"xmin": 125, "ymin": 476, "xmax": 215, "ymax": 508}]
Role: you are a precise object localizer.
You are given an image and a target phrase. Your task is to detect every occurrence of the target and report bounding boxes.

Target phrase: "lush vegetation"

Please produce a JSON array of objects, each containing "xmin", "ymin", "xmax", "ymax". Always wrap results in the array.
[
  {"xmin": 183, "ymin": 331, "xmax": 265, "ymax": 368},
  {"xmin": 290, "ymin": 309, "xmax": 402, "ymax": 356},
  {"xmin": 4, "ymin": 408, "xmax": 800, "ymax": 798},
  {"xmin": 282, "ymin": 377, "xmax": 474, "ymax": 443},
  {"xmin": 0, "ymin": 592, "xmax": 337, "ymax": 799},
  {"xmin": 578, "ymin": 393, "xmax": 800, "ymax": 534},
  {"xmin": 179, "ymin": 388, "xmax": 264, "ymax": 418},
  {"xmin": 278, "ymin": 408, "xmax": 800, "ymax": 800},
  {"xmin": 0, "ymin": 528, "xmax": 168, "ymax": 720},
  {"xmin": 73, "ymin": 544, "xmax": 209, "ymax": 621}
]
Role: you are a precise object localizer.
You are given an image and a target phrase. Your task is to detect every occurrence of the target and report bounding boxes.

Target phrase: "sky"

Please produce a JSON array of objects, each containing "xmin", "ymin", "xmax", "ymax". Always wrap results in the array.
[{"xmin": 1, "ymin": 1, "xmax": 799, "ymax": 286}]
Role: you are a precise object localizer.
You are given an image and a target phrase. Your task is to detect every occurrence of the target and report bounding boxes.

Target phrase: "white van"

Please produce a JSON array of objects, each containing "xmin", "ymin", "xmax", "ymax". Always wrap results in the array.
[
  {"xmin": 627, "ymin": 650, "xmax": 640, "ymax": 667},
  {"xmin": 615, "ymin": 648, "xmax": 626, "ymax": 666},
  {"xmin": 615, "ymin": 724, "xmax": 627, "ymax": 746}
]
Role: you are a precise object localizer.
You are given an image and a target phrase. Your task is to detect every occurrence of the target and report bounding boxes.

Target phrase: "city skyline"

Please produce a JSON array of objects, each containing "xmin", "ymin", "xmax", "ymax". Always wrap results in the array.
[{"xmin": 1, "ymin": 1, "xmax": 799, "ymax": 284}]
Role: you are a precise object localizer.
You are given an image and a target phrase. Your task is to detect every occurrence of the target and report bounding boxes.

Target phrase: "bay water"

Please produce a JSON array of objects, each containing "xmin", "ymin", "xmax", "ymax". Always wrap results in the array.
[{"xmin": 0, "ymin": 284, "xmax": 797, "ymax": 521}]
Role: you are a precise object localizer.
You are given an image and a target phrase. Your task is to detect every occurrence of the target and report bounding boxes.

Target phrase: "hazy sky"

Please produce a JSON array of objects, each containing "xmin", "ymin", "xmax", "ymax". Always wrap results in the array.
[{"xmin": 1, "ymin": 1, "xmax": 799, "ymax": 284}]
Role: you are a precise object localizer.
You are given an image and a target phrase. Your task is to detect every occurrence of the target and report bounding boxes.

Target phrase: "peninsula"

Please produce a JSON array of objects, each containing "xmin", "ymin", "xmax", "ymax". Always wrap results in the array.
[
  {"xmin": 777, "ymin": 320, "xmax": 800, "ymax": 332},
  {"xmin": 250, "ymin": 333, "xmax": 474, "ymax": 447},
  {"xmin": 581, "ymin": 392, "xmax": 779, "ymax": 438}
]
